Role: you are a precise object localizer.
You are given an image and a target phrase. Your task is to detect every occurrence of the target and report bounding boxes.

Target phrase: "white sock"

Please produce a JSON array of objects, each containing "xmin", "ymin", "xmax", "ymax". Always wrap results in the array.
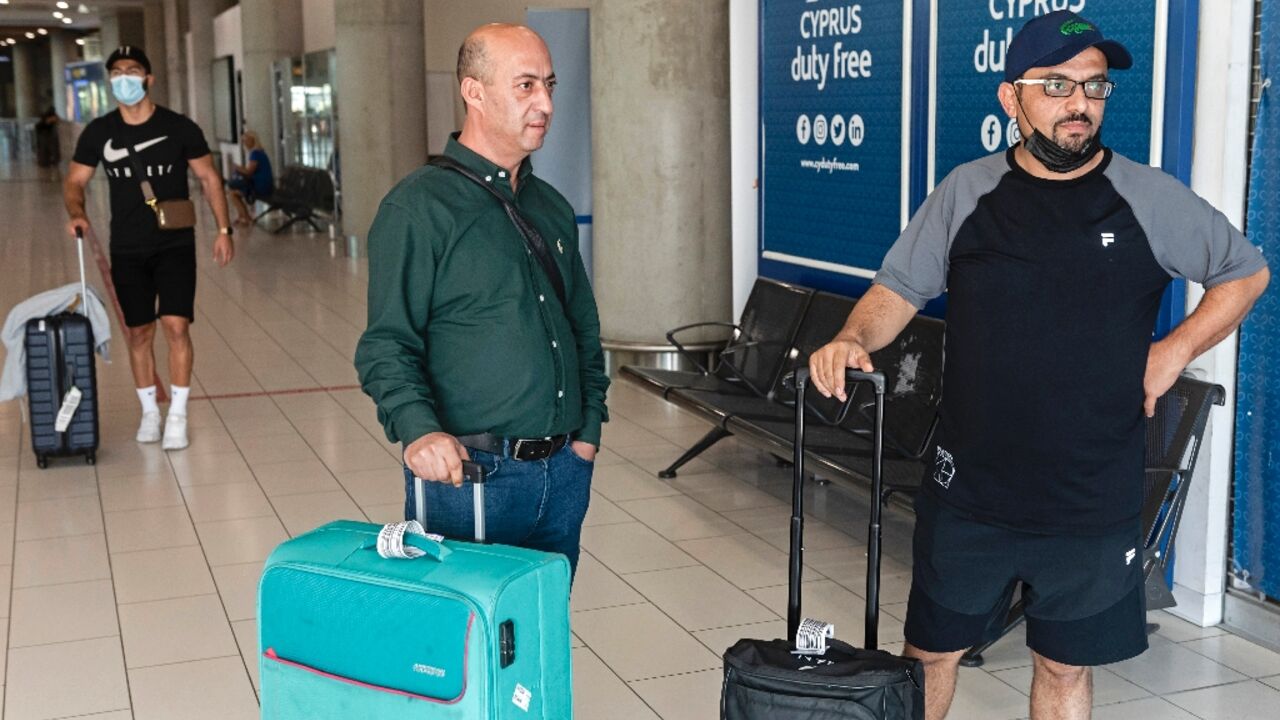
[
  {"xmin": 169, "ymin": 385, "xmax": 190, "ymax": 417},
  {"xmin": 137, "ymin": 386, "xmax": 159, "ymax": 414}
]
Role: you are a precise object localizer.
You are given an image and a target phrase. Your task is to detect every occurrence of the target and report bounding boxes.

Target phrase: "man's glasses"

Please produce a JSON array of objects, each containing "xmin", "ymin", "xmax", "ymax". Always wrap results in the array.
[{"xmin": 1014, "ymin": 78, "xmax": 1115, "ymax": 100}]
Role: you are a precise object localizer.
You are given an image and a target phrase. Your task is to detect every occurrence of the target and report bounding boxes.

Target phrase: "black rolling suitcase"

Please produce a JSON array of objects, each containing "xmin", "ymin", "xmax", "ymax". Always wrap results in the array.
[
  {"xmin": 25, "ymin": 228, "xmax": 99, "ymax": 468},
  {"xmin": 721, "ymin": 367, "xmax": 924, "ymax": 719}
]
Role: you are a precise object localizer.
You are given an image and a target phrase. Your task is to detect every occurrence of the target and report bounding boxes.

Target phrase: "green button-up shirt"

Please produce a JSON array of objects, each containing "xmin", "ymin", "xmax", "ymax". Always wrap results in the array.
[{"xmin": 355, "ymin": 137, "xmax": 609, "ymax": 447}]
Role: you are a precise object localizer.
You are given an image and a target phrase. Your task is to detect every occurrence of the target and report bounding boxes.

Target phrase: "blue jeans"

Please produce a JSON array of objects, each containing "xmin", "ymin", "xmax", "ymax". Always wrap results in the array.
[{"xmin": 404, "ymin": 443, "xmax": 594, "ymax": 580}]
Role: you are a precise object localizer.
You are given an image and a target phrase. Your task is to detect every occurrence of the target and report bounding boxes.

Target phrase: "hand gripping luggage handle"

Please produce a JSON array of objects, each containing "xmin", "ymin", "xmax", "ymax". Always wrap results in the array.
[
  {"xmin": 413, "ymin": 460, "xmax": 489, "ymax": 543},
  {"xmin": 787, "ymin": 368, "xmax": 886, "ymax": 650}
]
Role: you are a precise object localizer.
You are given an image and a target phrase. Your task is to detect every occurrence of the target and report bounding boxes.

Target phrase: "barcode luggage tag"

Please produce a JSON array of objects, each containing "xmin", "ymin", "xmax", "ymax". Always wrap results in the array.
[
  {"xmin": 54, "ymin": 386, "xmax": 82, "ymax": 432},
  {"xmin": 376, "ymin": 520, "xmax": 447, "ymax": 559},
  {"xmin": 792, "ymin": 617, "xmax": 836, "ymax": 655}
]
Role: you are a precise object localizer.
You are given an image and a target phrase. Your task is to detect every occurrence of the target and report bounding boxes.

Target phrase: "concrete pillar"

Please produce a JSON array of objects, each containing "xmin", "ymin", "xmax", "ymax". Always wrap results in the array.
[
  {"xmin": 100, "ymin": 9, "xmax": 146, "ymax": 56},
  {"xmin": 99, "ymin": 13, "xmax": 120, "ymax": 55},
  {"xmin": 186, "ymin": 0, "xmax": 217, "ymax": 139},
  {"xmin": 240, "ymin": 0, "xmax": 303, "ymax": 165},
  {"xmin": 163, "ymin": 0, "xmax": 186, "ymax": 113},
  {"xmin": 335, "ymin": 0, "xmax": 427, "ymax": 245},
  {"xmin": 590, "ymin": 0, "xmax": 732, "ymax": 344},
  {"xmin": 49, "ymin": 32, "xmax": 76, "ymax": 118},
  {"xmin": 12, "ymin": 42, "xmax": 39, "ymax": 118},
  {"xmin": 143, "ymin": 0, "xmax": 168, "ymax": 105}
]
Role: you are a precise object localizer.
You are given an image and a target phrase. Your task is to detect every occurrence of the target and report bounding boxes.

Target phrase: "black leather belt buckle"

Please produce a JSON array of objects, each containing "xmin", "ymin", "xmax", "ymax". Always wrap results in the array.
[{"xmin": 512, "ymin": 438, "xmax": 556, "ymax": 461}]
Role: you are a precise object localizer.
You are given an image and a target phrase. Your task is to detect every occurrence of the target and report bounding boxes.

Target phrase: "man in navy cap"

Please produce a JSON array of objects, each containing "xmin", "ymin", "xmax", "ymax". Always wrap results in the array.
[{"xmin": 810, "ymin": 11, "xmax": 1269, "ymax": 719}]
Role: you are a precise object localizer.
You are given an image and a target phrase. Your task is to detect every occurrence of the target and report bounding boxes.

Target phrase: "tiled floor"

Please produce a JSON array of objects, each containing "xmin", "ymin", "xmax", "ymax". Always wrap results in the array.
[{"xmin": 3, "ymin": 158, "xmax": 1280, "ymax": 719}]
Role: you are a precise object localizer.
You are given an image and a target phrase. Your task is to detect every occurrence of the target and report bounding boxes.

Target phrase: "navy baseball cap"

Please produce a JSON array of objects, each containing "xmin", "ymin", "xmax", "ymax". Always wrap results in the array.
[
  {"xmin": 105, "ymin": 45, "xmax": 152, "ymax": 74},
  {"xmin": 1004, "ymin": 11, "xmax": 1132, "ymax": 83}
]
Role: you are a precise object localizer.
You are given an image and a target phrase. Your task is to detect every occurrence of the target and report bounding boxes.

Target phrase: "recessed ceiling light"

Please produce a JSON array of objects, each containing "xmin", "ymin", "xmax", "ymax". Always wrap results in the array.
[
  {"xmin": 75, "ymin": 37, "xmax": 85, "ymax": 45},
  {"xmin": 57, "ymin": 1, "xmax": 69, "ymax": 8},
  {"xmin": 78, "ymin": 3, "xmax": 89, "ymax": 13},
  {"xmin": 52, "ymin": 10, "xmax": 63, "ymax": 18},
  {"xmin": 61, "ymin": 17, "xmax": 72, "ymax": 24},
  {"xmin": 25, "ymin": 32, "xmax": 35, "ymax": 39},
  {"xmin": 37, "ymin": 28, "xmax": 48, "ymax": 35}
]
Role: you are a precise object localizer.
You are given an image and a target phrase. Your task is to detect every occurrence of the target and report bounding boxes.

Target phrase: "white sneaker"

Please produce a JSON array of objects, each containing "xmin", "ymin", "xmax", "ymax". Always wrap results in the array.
[
  {"xmin": 136, "ymin": 411, "xmax": 162, "ymax": 443},
  {"xmin": 162, "ymin": 413, "xmax": 189, "ymax": 450}
]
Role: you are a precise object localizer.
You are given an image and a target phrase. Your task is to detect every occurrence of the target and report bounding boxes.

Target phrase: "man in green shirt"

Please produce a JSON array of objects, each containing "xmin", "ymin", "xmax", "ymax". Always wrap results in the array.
[{"xmin": 355, "ymin": 23, "xmax": 608, "ymax": 577}]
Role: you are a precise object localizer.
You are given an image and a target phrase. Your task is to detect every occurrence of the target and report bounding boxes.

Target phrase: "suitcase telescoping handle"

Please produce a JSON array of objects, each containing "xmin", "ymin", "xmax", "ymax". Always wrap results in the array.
[
  {"xmin": 413, "ymin": 460, "xmax": 489, "ymax": 542},
  {"xmin": 787, "ymin": 368, "xmax": 886, "ymax": 650},
  {"xmin": 74, "ymin": 227, "xmax": 88, "ymax": 315}
]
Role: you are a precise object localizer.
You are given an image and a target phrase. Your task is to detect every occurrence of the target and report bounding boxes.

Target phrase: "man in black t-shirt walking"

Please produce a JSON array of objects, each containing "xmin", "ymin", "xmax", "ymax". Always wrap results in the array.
[
  {"xmin": 809, "ymin": 12, "xmax": 1269, "ymax": 720},
  {"xmin": 64, "ymin": 46, "xmax": 235, "ymax": 451}
]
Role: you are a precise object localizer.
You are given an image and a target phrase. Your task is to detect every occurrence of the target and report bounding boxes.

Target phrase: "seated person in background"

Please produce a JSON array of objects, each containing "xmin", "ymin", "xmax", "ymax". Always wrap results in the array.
[{"xmin": 227, "ymin": 130, "xmax": 273, "ymax": 225}]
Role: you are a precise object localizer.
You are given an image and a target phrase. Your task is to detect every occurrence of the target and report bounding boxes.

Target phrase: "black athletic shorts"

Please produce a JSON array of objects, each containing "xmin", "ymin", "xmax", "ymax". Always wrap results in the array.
[
  {"xmin": 110, "ymin": 244, "xmax": 197, "ymax": 328},
  {"xmin": 904, "ymin": 491, "xmax": 1148, "ymax": 667}
]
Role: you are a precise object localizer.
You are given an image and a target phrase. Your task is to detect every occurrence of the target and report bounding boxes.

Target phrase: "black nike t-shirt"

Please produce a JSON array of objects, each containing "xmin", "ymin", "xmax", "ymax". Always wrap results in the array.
[{"xmin": 72, "ymin": 106, "xmax": 210, "ymax": 256}]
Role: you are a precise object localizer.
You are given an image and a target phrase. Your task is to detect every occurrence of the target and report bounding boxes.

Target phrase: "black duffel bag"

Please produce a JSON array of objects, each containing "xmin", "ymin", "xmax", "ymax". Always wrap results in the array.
[
  {"xmin": 723, "ymin": 638, "xmax": 923, "ymax": 719},
  {"xmin": 720, "ymin": 369, "xmax": 924, "ymax": 719}
]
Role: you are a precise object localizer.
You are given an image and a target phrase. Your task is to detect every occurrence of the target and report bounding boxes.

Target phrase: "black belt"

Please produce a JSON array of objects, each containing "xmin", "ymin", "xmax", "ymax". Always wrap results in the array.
[{"xmin": 457, "ymin": 433, "xmax": 570, "ymax": 462}]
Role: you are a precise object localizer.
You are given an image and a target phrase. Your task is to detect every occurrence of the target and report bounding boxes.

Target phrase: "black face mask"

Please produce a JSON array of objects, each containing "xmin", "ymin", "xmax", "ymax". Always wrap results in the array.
[{"xmin": 1015, "ymin": 93, "xmax": 1104, "ymax": 173}]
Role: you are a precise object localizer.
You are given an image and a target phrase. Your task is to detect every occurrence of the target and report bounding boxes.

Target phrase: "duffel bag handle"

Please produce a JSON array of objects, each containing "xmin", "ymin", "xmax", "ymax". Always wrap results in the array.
[{"xmin": 368, "ymin": 520, "xmax": 452, "ymax": 562}]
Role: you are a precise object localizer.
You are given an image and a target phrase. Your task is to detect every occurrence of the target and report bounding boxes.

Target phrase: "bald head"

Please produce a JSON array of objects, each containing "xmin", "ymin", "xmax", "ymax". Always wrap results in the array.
[
  {"xmin": 455, "ymin": 23, "xmax": 556, "ymax": 169},
  {"xmin": 457, "ymin": 23, "xmax": 546, "ymax": 86}
]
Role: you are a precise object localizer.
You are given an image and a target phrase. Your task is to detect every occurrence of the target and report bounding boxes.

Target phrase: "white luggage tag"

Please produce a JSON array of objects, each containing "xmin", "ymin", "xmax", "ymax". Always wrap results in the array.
[
  {"xmin": 54, "ymin": 386, "xmax": 82, "ymax": 433},
  {"xmin": 376, "ymin": 520, "xmax": 447, "ymax": 560},
  {"xmin": 792, "ymin": 617, "xmax": 836, "ymax": 656}
]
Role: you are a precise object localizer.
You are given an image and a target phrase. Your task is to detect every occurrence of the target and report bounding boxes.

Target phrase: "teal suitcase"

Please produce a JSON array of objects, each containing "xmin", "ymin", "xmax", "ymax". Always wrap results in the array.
[{"xmin": 258, "ymin": 481, "xmax": 573, "ymax": 719}]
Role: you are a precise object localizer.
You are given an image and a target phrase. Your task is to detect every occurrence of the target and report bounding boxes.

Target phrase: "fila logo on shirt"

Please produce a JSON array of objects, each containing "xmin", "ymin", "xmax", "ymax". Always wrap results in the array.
[
  {"xmin": 1125, "ymin": 548, "xmax": 1137, "ymax": 566},
  {"xmin": 1101, "ymin": 232, "xmax": 1116, "ymax": 248}
]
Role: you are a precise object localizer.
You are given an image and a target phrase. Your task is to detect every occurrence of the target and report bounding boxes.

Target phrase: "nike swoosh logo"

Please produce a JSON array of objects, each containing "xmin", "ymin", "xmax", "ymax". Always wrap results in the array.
[
  {"xmin": 102, "ymin": 135, "xmax": 168, "ymax": 163},
  {"xmin": 133, "ymin": 136, "xmax": 167, "ymax": 153},
  {"xmin": 102, "ymin": 139, "xmax": 128, "ymax": 163}
]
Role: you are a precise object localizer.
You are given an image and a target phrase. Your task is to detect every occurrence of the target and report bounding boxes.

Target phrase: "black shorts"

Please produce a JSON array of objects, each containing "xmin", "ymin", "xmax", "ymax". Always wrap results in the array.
[
  {"xmin": 110, "ymin": 244, "xmax": 197, "ymax": 328},
  {"xmin": 904, "ymin": 491, "xmax": 1148, "ymax": 667}
]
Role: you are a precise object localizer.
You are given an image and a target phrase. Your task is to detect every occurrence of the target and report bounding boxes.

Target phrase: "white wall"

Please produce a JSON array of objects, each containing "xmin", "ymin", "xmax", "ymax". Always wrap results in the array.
[
  {"xmin": 729, "ymin": 0, "xmax": 759, "ymax": 319},
  {"xmin": 212, "ymin": 4, "xmax": 243, "ymax": 174},
  {"xmin": 302, "ymin": 0, "xmax": 335, "ymax": 54},
  {"xmin": 1171, "ymin": 0, "xmax": 1258, "ymax": 628},
  {"xmin": 212, "ymin": 4, "xmax": 243, "ymax": 66}
]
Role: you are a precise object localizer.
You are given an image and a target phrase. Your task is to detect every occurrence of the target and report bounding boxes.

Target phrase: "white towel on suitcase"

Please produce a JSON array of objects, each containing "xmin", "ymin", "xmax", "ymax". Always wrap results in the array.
[{"xmin": 0, "ymin": 283, "xmax": 113, "ymax": 403}]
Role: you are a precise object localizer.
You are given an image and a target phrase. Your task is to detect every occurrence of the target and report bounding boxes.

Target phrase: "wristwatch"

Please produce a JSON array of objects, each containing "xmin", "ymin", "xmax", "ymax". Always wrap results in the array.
[{"xmin": 218, "ymin": 226, "xmax": 234, "ymax": 236}]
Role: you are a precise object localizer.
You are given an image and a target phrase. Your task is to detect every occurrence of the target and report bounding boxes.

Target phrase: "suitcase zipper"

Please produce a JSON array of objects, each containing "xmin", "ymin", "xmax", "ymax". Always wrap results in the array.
[
  {"xmin": 267, "ymin": 562, "xmax": 492, "ymax": 694},
  {"xmin": 728, "ymin": 665, "xmax": 884, "ymax": 693},
  {"xmin": 725, "ymin": 667, "xmax": 886, "ymax": 720},
  {"xmin": 726, "ymin": 661, "xmax": 906, "ymax": 692},
  {"xmin": 263, "ymin": 634, "xmax": 473, "ymax": 706}
]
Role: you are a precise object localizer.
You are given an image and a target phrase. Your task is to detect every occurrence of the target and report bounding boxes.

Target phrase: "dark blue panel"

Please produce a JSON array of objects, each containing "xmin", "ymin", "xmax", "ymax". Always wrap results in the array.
[
  {"xmin": 1153, "ymin": 0, "xmax": 1200, "ymax": 339},
  {"xmin": 1233, "ymin": 0, "xmax": 1280, "ymax": 602},
  {"xmin": 760, "ymin": 0, "xmax": 907, "ymax": 272}
]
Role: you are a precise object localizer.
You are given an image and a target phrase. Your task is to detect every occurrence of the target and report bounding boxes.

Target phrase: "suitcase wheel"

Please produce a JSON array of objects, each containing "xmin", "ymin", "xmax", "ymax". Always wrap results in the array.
[
  {"xmin": 86, "ymin": 452, "xmax": 96, "ymax": 466},
  {"xmin": 36, "ymin": 455, "xmax": 48, "ymax": 469}
]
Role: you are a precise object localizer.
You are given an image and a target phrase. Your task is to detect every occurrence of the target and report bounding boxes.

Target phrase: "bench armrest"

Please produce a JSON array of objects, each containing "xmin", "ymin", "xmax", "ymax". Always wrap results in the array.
[{"xmin": 665, "ymin": 322, "xmax": 742, "ymax": 375}]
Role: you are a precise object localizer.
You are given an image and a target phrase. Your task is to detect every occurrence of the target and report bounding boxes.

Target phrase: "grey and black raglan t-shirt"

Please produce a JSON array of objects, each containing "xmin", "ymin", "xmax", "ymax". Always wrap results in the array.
[{"xmin": 875, "ymin": 148, "xmax": 1266, "ymax": 534}]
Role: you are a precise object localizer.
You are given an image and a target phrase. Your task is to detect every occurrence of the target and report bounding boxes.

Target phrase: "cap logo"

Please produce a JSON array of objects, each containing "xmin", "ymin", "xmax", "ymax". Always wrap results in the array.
[{"xmin": 1060, "ymin": 20, "xmax": 1094, "ymax": 36}]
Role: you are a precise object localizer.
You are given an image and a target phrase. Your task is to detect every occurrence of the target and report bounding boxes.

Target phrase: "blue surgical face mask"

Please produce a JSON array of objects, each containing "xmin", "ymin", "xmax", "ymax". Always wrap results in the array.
[{"xmin": 110, "ymin": 75, "xmax": 147, "ymax": 106}]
